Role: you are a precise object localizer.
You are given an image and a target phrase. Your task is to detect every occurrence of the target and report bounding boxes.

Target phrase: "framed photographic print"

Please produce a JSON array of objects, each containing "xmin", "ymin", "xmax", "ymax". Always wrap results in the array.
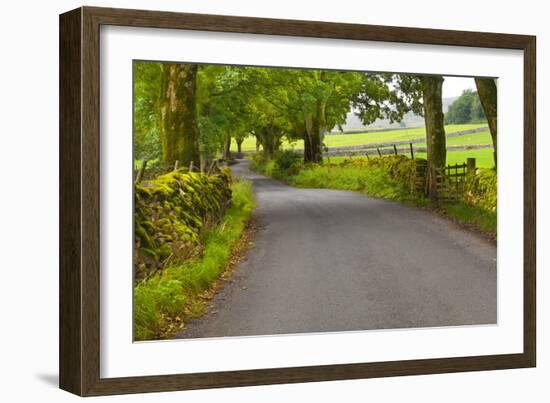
[{"xmin": 59, "ymin": 6, "xmax": 536, "ymax": 396}]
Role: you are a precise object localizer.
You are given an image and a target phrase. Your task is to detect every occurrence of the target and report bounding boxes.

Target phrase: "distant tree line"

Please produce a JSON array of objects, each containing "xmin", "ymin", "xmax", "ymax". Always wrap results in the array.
[{"xmin": 445, "ymin": 89, "xmax": 485, "ymax": 124}]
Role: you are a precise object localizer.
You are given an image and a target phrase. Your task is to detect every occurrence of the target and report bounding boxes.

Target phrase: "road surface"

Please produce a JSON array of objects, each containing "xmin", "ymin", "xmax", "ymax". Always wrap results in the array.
[{"xmin": 176, "ymin": 160, "xmax": 496, "ymax": 339}]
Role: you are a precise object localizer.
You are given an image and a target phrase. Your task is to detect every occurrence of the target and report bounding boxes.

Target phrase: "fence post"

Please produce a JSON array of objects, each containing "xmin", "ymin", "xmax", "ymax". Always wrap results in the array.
[
  {"xmin": 207, "ymin": 159, "xmax": 218, "ymax": 176},
  {"xmin": 135, "ymin": 159, "xmax": 148, "ymax": 184},
  {"xmin": 455, "ymin": 163, "xmax": 459, "ymax": 201},
  {"xmin": 393, "ymin": 144, "xmax": 398, "ymax": 155},
  {"xmin": 467, "ymin": 157, "xmax": 476, "ymax": 174},
  {"xmin": 173, "ymin": 160, "xmax": 179, "ymax": 171},
  {"xmin": 409, "ymin": 143, "xmax": 414, "ymax": 159},
  {"xmin": 377, "ymin": 147, "xmax": 382, "ymax": 157}
]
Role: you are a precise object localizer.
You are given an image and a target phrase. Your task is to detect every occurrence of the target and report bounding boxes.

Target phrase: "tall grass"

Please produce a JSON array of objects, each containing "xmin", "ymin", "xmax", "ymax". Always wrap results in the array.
[
  {"xmin": 289, "ymin": 165, "xmax": 423, "ymax": 203},
  {"xmin": 442, "ymin": 203, "xmax": 496, "ymax": 234},
  {"xmin": 134, "ymin": 179, "xmax": 256, "ymax": 341}
]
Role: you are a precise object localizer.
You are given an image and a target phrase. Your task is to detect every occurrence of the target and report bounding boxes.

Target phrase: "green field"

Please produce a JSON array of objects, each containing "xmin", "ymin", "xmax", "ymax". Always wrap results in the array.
[
  {"xmin": 415, "ymin": 148, "xmax": 495, "ymax": 168},
  {"xmin": 231, "ymin": 123, "xmax": 488, "ymax": 151},
  {"xmin": 420, "ymin": 130, "xmax": 491, "ymax": 147},
  {"xmin": 328, "ymin": 147, "xmax": 495, "ymax": 168}
]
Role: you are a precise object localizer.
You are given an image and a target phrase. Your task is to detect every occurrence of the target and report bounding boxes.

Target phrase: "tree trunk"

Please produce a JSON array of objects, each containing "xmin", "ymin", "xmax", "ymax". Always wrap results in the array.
[
  {"xmin": 421, "ymin": 76, "xmax": 446, "ymax": 202},
  {"xmin": 159, "ymin": 63, "xmax": 200, "ymax": 168},
  {"xmin": 263, "ymin": 129, "xmax": 275, "ymax": 159},
  {"xmin": 222, "ymin": 134, "xmax": 231, "ymax": 160},
  {"xmin": 199, "ymin": 152, "xmax": 207, "ymax": 173},
  {"xmin": 258, "ymin": 125, "xmax": 281, "ymax": 159},
  {"xmin": 474, "ymin": 78, "xmax": 497, "ymax": 168},
  {"xmin": 303, "ymin": 114, "xmax": 313, "ymax": 163},
  {"xmin": 303, "ymin": 113, "xmax": 323, "ymax": 163},
  {"xmin": 316, "ymin": 99, "xmax": 327, "ymax": 163},
  {"xmin": 303, "ymin": 128, "xmax": 312, "ymax": 162},
  {"xmin": 236, "ymin": 138, "xmax": 243, "ymax": 153}
]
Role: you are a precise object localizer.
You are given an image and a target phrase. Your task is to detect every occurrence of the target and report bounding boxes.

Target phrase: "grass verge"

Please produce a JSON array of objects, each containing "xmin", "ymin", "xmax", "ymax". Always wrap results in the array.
[
  {"xmin": 133, "ymin": 179, "xmax": 256, "ymax": 341},
  {"xmin": 440, "ymin": 203, "xmax": 496, "ymax": 235}
]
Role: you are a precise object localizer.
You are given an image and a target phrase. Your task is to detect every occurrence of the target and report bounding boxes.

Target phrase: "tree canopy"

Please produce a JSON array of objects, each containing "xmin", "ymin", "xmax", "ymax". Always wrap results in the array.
[
  {"xmin": 133, "ymin": 62, "xmax": 414, "ymax": 166},
  {"xmin": 133, "ymin": 62, "xmax": 492, "ymax": 196}
]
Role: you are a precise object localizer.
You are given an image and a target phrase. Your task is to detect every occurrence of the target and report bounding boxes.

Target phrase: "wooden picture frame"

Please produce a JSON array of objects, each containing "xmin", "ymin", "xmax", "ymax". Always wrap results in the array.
[{"xmin": 59, "ymin": 6, "xmax": 536, "ymax": 396}]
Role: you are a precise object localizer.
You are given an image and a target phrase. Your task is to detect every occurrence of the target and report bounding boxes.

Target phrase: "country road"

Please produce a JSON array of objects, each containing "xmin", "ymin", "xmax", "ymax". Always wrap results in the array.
[{"xmin": 176, "ymin": 159, "xmax": 496, "ymax": 339}]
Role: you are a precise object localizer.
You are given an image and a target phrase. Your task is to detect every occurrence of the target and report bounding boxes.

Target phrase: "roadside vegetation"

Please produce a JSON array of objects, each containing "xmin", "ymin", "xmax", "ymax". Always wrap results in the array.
[
  {"xmin": 133, "ymin": 60, "xmax": 498, "ymax": 339},
  {"xmin": 134, "ymin": 178, "xmax": 255, "ymax": 341},
  {"xmin": 250, "ymin": 152, "xmax": 496, "ymax": 236}
]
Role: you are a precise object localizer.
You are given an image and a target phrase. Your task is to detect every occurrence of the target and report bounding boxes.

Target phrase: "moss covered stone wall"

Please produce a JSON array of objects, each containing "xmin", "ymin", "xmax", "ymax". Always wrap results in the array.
[{"xmin": 134, "ymin": 168, "xmax": 232, "ymax": 280}]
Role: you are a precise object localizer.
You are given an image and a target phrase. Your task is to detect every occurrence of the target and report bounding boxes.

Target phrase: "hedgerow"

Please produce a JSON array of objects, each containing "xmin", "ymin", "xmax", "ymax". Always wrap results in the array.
[{"xmin": 464, "ymin": 168, "xmax": 497, "ymax": 212}]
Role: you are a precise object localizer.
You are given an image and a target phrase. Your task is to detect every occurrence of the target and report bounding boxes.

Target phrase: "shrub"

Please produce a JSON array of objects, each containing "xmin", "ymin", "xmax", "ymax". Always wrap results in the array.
[
  {"xmin": 464, "ymin": 168, "xmax": 497, "ymax": 212},
  {"xmin": 320, "ymin": 155, "xmax": 426, "ymax": 197},
  {"xmin": 248, "ymin": 152, "xmax": 268, "ymax": 173},
  {"xmin": 273, "ymin": 150, "xmax": 303, "ymax": 176},
  {"xmin": 248, "ymin": 150, "xmax": 303, "ymax": 180}
]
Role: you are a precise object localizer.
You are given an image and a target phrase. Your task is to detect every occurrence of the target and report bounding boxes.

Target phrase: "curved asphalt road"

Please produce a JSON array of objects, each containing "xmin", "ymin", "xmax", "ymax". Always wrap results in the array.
[{"xmin": 177, "ymin": 160, "xmax": 496, "ymax": 339}]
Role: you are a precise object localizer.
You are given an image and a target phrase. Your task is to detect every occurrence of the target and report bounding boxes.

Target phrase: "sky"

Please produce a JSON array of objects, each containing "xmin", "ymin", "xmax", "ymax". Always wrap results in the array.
[{"xmin": 443, "ymin": 76, "xmax": 477, "ymax": 98}]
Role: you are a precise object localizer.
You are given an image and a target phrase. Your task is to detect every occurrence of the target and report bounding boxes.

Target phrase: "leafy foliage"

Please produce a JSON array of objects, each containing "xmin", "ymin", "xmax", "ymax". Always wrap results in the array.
[
  {"xmin": 249, "ymin": 150, "xmax": 303, "ymax": 180},
  {"xmin": 290, "ymin": 156, "xmax": 426, "ymax": 202},
  {"xmin": 133, "ymin": 62, "xmax": 162, "ymax": 163},
  {"xmin": 464, "ymin": 168, "xmax": 497, "ymax": 211},
  {"xmin": 445, "ymin": 89, "xmax": 485, "ymax": 124},
  {"xmin": 251, "ymin": 153, "xmax": 426, "ymax": 202},
  {"xmin": 133, "ymin": 61, "xmax": 417, "ymax": 165}
]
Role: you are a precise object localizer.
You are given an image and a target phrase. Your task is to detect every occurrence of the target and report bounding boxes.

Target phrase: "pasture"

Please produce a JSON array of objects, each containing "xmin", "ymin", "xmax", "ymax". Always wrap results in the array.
[
  {"xmin": 231, "ymin": 123, "xmax": 488, "ymax": 151},
  {"xmin": 328, "ymin": 147, "xmax": 495, "ymax": 168}
]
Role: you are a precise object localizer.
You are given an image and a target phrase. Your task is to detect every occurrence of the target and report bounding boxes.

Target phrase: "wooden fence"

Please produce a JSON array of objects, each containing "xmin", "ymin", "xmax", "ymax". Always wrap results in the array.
[
  {"xmin": 134, "ymin": 159, "xmax": 221, "ymax": 184},
  {"xmin": 433, "ymin": 157, "xmax": 477, "ymax": 202},
  {"xmin": 241, "ymin": 126, "xmax": 490, "ymax": 157}
]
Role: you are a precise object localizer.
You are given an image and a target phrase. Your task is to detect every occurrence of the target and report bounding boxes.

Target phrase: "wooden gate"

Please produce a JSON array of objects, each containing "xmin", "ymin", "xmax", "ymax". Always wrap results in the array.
[{"xmin": 435, "ymin": 163, "xmax": 468, "ymax": 202}]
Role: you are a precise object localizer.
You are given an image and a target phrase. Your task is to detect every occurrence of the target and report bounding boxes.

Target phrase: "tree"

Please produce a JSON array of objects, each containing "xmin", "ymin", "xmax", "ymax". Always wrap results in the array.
[
  {"xmin": 260, "ymin": 68, "xmax": 364, "ymax": 163},
  {"xmin": 233, "ymin": 67, "xmax": 295, "ymax": 159},
  {"xmin": 421, "ymin": 76, "xmax": 447, "ymax": 201},
  {"xmin": 299, "ymin": 70, "xmax": 365, "ymax": 163},
  {"xmin": 234, "ymin": 132, "xmax": 248, "ymax": 154},
  {"xmin": 196, "ymin": 65, "xmax": 254, "ymax": 165},
  {"xmin": 445, "ymin": 89, "xmax": 485, "ymax": 124},
  {"xmin": 474, "ymin": 78, "xmax": 497, "ymax": 167},
  {"xmin": 387, "ymin": 73, "xmax": 447, "ymax": 202},
  {"xmin": 159, "ymin": 63, "xmax": 200, "ymax": 167},
  {"xmin": 353, "ymin": 73, "xmax": 415, "ymax": 124},
  {"xmin": 133, "ymin": 62, "xmax": 163, "ymax": 166}
]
